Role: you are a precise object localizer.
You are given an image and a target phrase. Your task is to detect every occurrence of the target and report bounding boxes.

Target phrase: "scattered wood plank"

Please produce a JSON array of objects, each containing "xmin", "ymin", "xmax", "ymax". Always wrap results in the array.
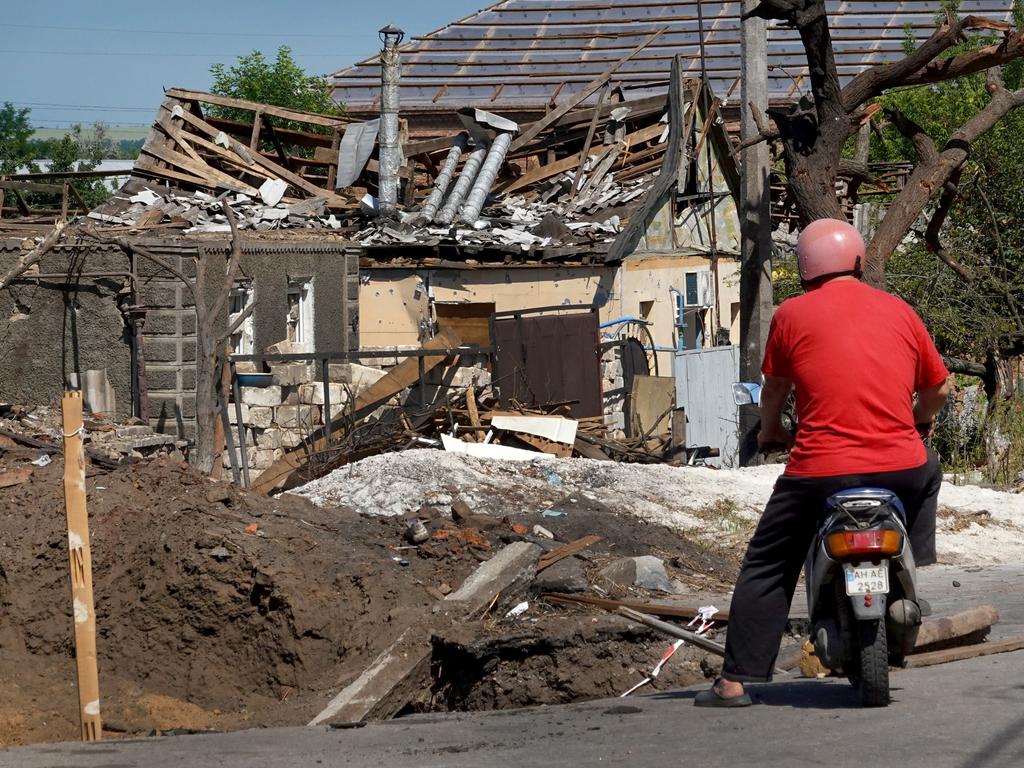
[
  {"xmin": 502, "ymin": 122, "xmax": 664, "ymax": 194},
  {"xmin": 537, "ymin": 535, "xmax": 604, "ymax": 572},
  {"xmin": 465, "ymin": 386, "xmax": 481, "ymax": 443},
  {"xmin": 543, "ymin": 592, "xmax": 730, "ymax": 623},
  {"xmin": 905, "ymin": 635, "xmax": 1024, "ymax": 669},
  {"xmin": 0, "ymin": 428, "xmax": 60, "ymax": 453},
  {"xmin": 159, "ymin": 101, "xmax": 351, "ymax": 206},
  {"xmin": 573, "ymin": 436, "xmax": 612, "ymax": 461},
  {"xmin": 165, "ymin": 88, "xmax": 347, "ymax": 128},
  {"xmin": 0, "ymin": 467, "xmax": 33, "ymax": 488}
]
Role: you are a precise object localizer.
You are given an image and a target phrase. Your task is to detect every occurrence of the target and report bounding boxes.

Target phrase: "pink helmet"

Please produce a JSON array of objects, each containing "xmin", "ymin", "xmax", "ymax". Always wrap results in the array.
[{"xmin": 796, "ymin": 218, "xmax": 865, "ymax": 282}]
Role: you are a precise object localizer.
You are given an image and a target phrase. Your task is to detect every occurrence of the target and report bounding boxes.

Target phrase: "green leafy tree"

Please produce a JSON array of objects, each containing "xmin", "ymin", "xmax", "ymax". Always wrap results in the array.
[
  {"xmin": 208, "ymin": 46, "xmax": 340, "ymax": 122},
  {"xmin": 0, "ymin": 102, "xmax": 38, "ymax": 175}
]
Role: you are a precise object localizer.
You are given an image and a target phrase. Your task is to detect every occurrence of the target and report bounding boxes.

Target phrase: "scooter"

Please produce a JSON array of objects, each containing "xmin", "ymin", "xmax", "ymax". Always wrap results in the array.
[
  {"xmin": 806, "ymin": 487, "xmax": 922, "ymax": 707},
  {"xmin": 732, "ymin": 382, "xmax": 924, "ymax": 707}
]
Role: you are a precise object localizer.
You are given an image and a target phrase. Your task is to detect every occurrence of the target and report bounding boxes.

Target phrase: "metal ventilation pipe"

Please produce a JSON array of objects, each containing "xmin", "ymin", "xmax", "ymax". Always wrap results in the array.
[
  {"xmin": 435, "ymin": 142, "xmax": 489, "ymax": 226},
  {"xmin": 419, "ymin": 132, "xmax": 469, "ymax": 223},
  {"xmin": 378, "ymin": 24, "xmax": 404, "ymax": 219},
  {"xmin": 460, "ymin": 131, "xmax": 513, "ymax": 225}
]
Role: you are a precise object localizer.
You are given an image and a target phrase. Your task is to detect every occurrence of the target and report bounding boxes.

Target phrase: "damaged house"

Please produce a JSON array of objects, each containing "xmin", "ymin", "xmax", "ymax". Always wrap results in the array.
[{"xmin": 0, "ymin": 0, "xmax": 970, "ymax": 467}]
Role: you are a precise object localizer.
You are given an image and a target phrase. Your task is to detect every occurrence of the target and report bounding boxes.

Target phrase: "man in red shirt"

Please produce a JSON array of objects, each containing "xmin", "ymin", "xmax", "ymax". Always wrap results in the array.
[{"xmin": 696, "ymin": 218, "xmax": 951, "ymax": 707}]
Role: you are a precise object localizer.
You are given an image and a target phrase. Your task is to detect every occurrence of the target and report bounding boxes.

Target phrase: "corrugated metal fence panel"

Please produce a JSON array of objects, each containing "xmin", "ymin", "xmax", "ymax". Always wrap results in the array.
[
  {"xmin": 673, "ymin": 345, "xmax": 740, "ymax": 466},
  {"xmin": 493, "ymin": 312, "xmax": 603, "ymax": 418}
]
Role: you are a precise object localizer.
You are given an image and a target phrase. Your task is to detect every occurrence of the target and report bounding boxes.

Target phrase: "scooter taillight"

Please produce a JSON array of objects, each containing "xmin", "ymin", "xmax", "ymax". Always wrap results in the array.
[{"xmin": 825, "ymin": 529, "xmax": 902, "ymax": 559}]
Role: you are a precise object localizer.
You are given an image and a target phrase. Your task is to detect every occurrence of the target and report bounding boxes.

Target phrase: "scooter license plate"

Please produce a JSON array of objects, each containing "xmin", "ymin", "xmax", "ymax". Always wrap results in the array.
[{"xmin": 844, "ymin": 563, "xmax": 889, "ymax": 596}]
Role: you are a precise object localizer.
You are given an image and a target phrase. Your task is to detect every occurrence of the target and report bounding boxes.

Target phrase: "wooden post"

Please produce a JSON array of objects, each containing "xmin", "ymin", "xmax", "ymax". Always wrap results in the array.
[
  {"xmin": 738, "ymin": 1, "xmax": 774, "ymax": 466},
  {"xmin": 61, "ymin": 391, "xmax": 102, "ymax": 741}
]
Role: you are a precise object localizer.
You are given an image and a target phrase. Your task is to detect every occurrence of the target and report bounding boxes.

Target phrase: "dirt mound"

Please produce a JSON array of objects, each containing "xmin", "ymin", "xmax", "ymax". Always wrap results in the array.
[
  {"xmin": 0, "ymin": 455, "xmax": 480, "ymax": 745},
  {"xmin": 0, "ymin": 446, "xmax": 740, "ymax": 747}
]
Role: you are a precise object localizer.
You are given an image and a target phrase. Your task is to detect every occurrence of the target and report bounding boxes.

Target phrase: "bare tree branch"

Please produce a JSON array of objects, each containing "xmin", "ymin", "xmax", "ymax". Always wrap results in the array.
[
  {"xmin": 923, "ymin": 167, "xmax": 976, "ymax": 283},
  {"xmin": 209, "ymin": 201, "xmax": 244, "ymax": 325},
  {"xmin": 883, "ymin": 107, "xmax": 939, "ymax": 163},
  {"xmin": 865, "ymin": 80, "xmax": 1024, "ymax": 285},
  {"xmin": 842, "ymin": 14, "xmax": 1011, "ymax": 110},
  {"xmin": 900, "ymin": 30, "xmax": 1024, "ymax": 90},
  {"xmin": 0, "ymin": 221, "xmax": 66, "ymax": 291},
  {"xmin": 216, "ymin": 302, "xmax": 258, "ymax": 347},
  {"xmin": 80, "ymin": 227, "xmax": 197, "ymax": 298}
]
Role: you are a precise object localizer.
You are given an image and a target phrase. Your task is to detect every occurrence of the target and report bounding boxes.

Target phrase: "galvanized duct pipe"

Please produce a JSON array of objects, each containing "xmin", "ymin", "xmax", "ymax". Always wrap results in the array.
[
  {"xmin": 459, "ymin": 131, "xmax": 513, "ymax": 225},
  {"xmin": 419, "ymin": 132, "xmax": 469, "ymax": 223},
  {"xmin": 378, "ymin": 28, "xmax": 403, "ymax": 218},
  {"xmin": 435, "ymin": 142, "xmax": 489, "ymax": 226}
]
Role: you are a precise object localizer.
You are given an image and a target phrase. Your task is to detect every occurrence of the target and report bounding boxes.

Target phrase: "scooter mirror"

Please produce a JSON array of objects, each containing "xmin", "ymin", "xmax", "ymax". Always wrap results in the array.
[{"xmin": 733, "ymin": 382, "xmax": 760, "ymax": 407}]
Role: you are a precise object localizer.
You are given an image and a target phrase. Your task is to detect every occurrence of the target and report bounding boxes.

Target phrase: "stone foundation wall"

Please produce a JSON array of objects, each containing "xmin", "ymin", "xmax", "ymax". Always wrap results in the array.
[{"xmin": 227, "ymin": 359, "xmax": 387, "ymax": 473}]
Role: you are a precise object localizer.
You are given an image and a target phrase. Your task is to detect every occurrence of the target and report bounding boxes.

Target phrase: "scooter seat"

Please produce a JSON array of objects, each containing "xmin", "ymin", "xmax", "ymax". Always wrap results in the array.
[{"xmin": 826, "ymin": 487, "xmax": 907, "ymax": 520}]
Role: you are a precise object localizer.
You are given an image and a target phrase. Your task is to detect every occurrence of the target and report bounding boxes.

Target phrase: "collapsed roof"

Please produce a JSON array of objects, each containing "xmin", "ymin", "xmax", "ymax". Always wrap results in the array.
[{"xmin": 97, "ymin": 59, "xmax": 743, "ymax": 265}]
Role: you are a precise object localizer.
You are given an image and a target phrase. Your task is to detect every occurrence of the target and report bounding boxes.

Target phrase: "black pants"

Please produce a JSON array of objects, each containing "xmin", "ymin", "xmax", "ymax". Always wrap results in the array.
[{"xmin": 721, "ymin": 451, "xmax": 941, "ymax": 683}]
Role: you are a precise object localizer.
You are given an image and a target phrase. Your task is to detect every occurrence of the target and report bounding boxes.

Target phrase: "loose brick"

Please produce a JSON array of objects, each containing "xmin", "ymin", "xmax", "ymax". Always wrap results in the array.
[
  {"xmin": 299, "ymin": 382, "xmax": 345, "ymax": 405},
  {"xmin": 241, "ymin": 386, "xmax": 283, "ymax": 407},
  {"xmin": 248, "ymin": 406, "xmax": 274, "ymax": 429},
  {"xmin": 271, "ymin": 363, "xmax": 314, "ymax": 387},
  {"xmin": 275, "ymin": 405, "xmax": 319, "ymax": 430}
]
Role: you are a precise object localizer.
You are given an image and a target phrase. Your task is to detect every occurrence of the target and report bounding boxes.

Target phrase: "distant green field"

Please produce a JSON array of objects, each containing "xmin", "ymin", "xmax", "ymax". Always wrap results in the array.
[{"xmin": 31, "ymin": 125, "xmax": 149, "ymax": 142}]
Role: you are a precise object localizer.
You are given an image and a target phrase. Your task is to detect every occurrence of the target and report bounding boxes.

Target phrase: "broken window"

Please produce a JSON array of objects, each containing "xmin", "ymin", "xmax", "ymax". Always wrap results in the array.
[
  {"xmin": 286, "ymin": 278, "xmax": 314, "ymax": 350},
  {"xmin": 684, "ymin": 272, "xmax": 700, "ymax": 307},
  {"xmin": 229, "ymin": 281, "xmax": 255, "ymax": 355}
]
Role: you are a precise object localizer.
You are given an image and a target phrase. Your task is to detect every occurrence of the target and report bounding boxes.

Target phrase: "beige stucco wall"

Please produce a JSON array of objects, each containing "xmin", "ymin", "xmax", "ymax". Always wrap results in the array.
[{"xmin": 359, "ymin": 253, "xmax": 740, "ymax": 374}]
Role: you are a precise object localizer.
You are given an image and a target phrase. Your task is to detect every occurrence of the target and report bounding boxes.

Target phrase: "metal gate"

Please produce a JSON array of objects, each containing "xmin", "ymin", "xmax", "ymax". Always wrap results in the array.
[
  {"xmin": 673, "ymin": 346, "xmax": 740, "ymax": 466},
  {"xmin": 492, "ymin": 307, "xmax": 602, "ymax": 419}
]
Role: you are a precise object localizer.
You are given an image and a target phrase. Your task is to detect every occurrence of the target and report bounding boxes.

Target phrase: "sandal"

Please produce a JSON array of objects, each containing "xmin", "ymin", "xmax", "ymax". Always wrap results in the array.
[{"xmin": 694, "ymin": 681, "xmax": 752, "ymax": 708}]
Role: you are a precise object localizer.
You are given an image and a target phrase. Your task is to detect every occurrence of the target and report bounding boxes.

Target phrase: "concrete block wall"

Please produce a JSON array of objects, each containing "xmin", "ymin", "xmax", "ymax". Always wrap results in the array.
[
  {"xmin": 226, "ymin": 361, "xmax": 387, "ymax": 476},
  {"xmin": 132, "ymin": 238, "xmax": 360, "ymax": 443},
  {"xmin": 134, "ymin": 242, "xmax": 199, "ymax": 439}
]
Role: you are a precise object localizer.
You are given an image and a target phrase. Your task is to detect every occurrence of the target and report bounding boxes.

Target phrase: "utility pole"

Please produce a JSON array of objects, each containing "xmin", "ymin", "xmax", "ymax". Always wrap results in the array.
[{"xmin": 738, "ymin": 1, "xmax": 774, "ymax": 464}]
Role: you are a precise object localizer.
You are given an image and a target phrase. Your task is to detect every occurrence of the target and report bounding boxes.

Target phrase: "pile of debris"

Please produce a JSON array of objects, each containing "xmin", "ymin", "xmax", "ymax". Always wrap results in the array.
[
  {"xmin": 91, "ymin": 182, "xmax": 344, "ymax": 234},
  {"xmin": 81, "ymin": 77, "xmax": 683, "ymax": 267},
  {"xmin": 0, "ymin": 402, "xmax": 185, "ymax": 473}
]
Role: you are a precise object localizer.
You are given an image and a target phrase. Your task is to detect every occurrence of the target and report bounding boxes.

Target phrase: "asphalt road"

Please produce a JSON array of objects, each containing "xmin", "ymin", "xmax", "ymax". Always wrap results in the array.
[{"xmin": 4, "ymin": 566, "xmax": 1022, "ymax": 768}]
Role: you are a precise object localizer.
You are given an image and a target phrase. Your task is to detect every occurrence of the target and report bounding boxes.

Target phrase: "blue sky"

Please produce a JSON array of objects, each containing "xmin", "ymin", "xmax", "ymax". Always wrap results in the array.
[{"xmin": 2, "ymin": 0, "xmax": 485, "ymax": 128}]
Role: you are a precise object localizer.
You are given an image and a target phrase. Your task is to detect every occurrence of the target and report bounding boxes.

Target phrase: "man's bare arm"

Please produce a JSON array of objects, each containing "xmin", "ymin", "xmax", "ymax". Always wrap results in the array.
[
  {"xmin": 913, "ymin": 377, "xmax": 952, "ymax": 427},
  {"xmin": 758, "ymin": 374, "xmax": 794, "ymax": 448}
]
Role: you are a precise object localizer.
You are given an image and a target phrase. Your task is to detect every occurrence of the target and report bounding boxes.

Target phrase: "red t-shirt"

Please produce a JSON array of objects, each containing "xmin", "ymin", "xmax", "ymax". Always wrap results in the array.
[{"xmin": 762, "ymin": 280, "xmax": 949, "ymax": 477}]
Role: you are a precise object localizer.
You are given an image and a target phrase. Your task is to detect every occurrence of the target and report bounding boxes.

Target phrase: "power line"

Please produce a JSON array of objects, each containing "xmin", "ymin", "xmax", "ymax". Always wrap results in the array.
[
  {"xmin": 11, "ymin": 104, "xmax": 154, "ymax": 113},
  {"xmin": 30, "ymin": 121, "xmax": 151, "ymax": 127},
  {"xmin": 3, "ymin": 22, "xmax": 369, "ymax": 38},
  {"xmin": 0, "ymin": 49, "xmax": 356, "ymax": 58},
  {"xmin": 11, "ymin": 101, "xmax": 154, "ymax": 110}
]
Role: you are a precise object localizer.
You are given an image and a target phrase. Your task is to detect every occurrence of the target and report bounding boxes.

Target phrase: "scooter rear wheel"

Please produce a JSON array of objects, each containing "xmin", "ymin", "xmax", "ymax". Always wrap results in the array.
[{"xmin": 857, "ymin": 618, "xmax": 890, "ymax": 707}]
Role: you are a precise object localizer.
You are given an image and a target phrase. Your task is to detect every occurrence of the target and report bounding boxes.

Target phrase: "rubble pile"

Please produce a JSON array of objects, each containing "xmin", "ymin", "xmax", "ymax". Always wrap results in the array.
[
  {"xmin": 90, "ymin": 184, "xmax": 345, "ymax": 234},
  {"xmin": 0, "ymin": 402, "xmax": 186, "ymax": 467}
]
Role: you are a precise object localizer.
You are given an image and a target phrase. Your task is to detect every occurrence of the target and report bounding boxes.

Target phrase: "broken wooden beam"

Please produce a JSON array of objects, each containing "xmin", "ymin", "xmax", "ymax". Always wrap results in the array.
[
  {"xmin": 913, "ymin": 605, "xmax": 1000, "ymax": 652},
  {"xmin": 508, "ymin": 29, "xmax": 665, "ymax": 154},
  {"xmin": 253, "ymin": 329, "xmax": 463, "ymax": 495},
  {"xmin": 537, "ymin": 535, "xmax": 603, "ymax": 573},
  {"xmin": 543, "ymin": 592, "xmax": 730, "ymax": 623},
  {"xmin": 905, "ymin": 635, "xmax": 1024, "ymax": 669}
]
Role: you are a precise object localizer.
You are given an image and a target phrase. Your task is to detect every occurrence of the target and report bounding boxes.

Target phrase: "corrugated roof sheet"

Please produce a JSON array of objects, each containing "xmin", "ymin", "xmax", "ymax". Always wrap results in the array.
[{"xmin": 331, "ymin": 1, "xmax": 1014, "ymax": 110}]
